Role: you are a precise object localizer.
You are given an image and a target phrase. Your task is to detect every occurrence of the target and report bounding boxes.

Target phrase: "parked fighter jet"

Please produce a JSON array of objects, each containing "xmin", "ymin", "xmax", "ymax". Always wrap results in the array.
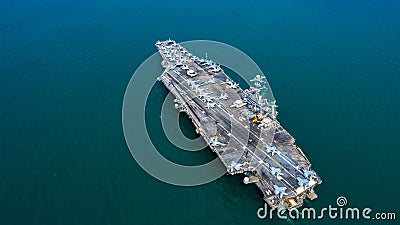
[
  {"xmin": 209, "ymin": 137, "xmax": 226, "ymax": 147},
  {"xmin": 265, "ymin": 145, "xmax": 278, "ymax": 156},
  {"xmin": 273, "ymin": 185, "xmax": 288, "ymax": 198}
]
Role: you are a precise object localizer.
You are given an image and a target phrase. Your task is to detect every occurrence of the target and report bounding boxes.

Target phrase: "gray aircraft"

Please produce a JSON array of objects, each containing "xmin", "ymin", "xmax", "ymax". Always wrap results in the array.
[
  {"xmin": 265, "ymin": 145, "xmax": 279, "ymax": 156},
  {"xmin": 270, "ymin": 167, "xmax": 283, "ymax": 177},
  {"xmin": 297, "ymin": 177, "xmax": 311, "ymax": 188},
  {"xmin": 273, "ymin": 185, "xmax": 288, "ymax": 198},
  {"xmin": 210, "ymin": 137, "xmax": 226, "ymax": 147}
]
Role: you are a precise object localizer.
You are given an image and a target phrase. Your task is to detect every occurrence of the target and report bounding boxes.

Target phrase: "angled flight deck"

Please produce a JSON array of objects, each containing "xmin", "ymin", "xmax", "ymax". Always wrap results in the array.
[{"xmin": 156, "ymin": 39, "xmax": 322, "ymax": 209}]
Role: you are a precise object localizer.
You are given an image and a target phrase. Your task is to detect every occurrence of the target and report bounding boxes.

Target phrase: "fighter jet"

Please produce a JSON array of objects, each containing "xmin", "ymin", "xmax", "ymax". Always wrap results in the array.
[
  {"xmin": 303, "ymin": 169, "xmax": 316, "ymax": 179},
  {"xmin": 209, "ymin": 137, "xmax": 226, "ymax": 147},
  {"xmin": 229, "ymin": 161, "xmax": 244, "ymax": 172},
  {"xmin": 273, "ymin": 185, "xmax": 288, "ymax": 198},
  {"xmin": 221, "ymin": 79, "xmax": 238, "ymax": 88},
  {"xmin": 206, "ymin": 102, "xmax": 216, "ymax": 109},
  {"xmin": 265, "ymin": 145, "xmax": 278, "ymax": 156},
  {"xmin": 230, "ymin": 82, "xmax": 239, "ymax": 89},
  {"xmin": 218, "ymin": 93, "xmax": 229, "ymax": 100},
  {"xmin": 204, "ymin": 96, "xmax": 216, "ymax": 103},
  {"xmin": 221, "ymin": 78, "xmax": 232, "ymax": 85},
  {"xmin": 297, "ymin": 176, "xmax": 311, "ymax": 188},
  {"xmin": 270, "ymin": 167, "xmax": 283, "ymax": 177}
]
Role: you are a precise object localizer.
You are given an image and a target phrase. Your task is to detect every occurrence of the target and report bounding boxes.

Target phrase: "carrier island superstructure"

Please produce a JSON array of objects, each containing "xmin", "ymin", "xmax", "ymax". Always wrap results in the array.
[{"xmin": 156, "ymin": 39, "xmax": 322, "ymax": 209}]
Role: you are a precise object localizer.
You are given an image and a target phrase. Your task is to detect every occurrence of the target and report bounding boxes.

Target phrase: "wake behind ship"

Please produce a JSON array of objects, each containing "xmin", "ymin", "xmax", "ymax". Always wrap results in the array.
[{"xmin": 156, "ymin": 39, "xmax": 322, "ymax": 209}]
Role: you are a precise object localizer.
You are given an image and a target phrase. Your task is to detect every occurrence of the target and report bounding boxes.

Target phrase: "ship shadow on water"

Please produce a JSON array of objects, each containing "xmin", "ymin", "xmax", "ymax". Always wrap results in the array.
[{"xmin": 145, "ymin": 81, "xmax": 215, "ymax": 166}]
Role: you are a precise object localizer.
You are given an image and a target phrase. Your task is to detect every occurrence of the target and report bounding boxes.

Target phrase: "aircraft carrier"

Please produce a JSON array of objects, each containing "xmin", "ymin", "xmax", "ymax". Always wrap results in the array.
[{"xmin": 155, "ymin": 39, "xmax": 322, "ymax": 209}]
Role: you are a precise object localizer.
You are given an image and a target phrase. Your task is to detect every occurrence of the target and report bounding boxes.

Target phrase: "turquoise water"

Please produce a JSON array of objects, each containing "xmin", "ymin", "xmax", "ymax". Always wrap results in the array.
[{"xmin": 1, "ymin": 0, "xmax": 399, "ymax": 224}]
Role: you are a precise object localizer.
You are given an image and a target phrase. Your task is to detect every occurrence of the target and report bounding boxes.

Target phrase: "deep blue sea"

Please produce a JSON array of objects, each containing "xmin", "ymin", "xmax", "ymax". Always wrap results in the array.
[{"xmin": 1, "ymin": 0, "xmax": 399, "ymax": 224}]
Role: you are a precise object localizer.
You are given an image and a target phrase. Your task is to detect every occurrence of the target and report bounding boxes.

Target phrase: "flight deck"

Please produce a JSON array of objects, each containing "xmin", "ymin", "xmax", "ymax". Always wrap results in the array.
[{"xmin": 156, "ymin": 39, "xmax": 322, "ymax": 209}]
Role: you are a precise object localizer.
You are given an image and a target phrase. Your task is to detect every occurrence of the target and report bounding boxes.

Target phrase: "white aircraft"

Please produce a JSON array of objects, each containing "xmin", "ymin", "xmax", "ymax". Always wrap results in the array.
[
  {"xmin": 206, "ymin": 102, "xmax": 216, "ymax": 109},
  {"xmin": 297, "ymin": 177, "xmax": 311, "ymax": 188},
  {"xmin": 240, "ymin": 109, "xmax": 256, "ymax": 119},
  {"xmin": 230, "ymin": 82, "xmax": 239, "ymax": 89},
  {"xmin": 229, "ymin": 161, "xmax": 244, "ymax": 172},
  {"xmin": 303, "ymin": 169, "xmax": 316, "ymax": 179},
  {"xmin": 230, "ymin": 100, "xmax": 247, "ymax": 108},
  {"xmin": 265, "ymin": 145, "xmax": 278, "ymax": 156},
  {"xmin": 221, "ymin": 79, "xmax": 238, "ymax": 88},
  {"xmin": 219, "ymin": 93, "xmax": 229, "ymax": 100},
  {"xmin": 210, "ymin": 137, "xmax": 226, "ymax": 147},
  {"xmin": 273, "ymin": 185, "xmax": 288, "ymax": 198},
  {"xmin": 270, "ymin": 167, "xmax": 283, "ymax": 177}
]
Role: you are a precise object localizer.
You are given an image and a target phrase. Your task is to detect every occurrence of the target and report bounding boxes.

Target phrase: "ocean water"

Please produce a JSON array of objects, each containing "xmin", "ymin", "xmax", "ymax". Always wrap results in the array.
[{"xmin": 1, "ymin": 0, "xmax": 399, "ymax": 224}]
